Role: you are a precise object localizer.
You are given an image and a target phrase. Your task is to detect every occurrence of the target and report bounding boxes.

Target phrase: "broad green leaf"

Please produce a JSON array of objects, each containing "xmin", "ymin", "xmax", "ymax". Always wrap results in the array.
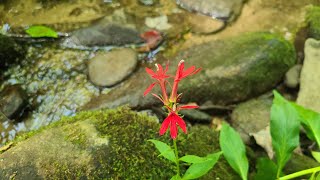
[
  {"xmin": 148, "ymin": 139, "xmax": 175, "ymax": 163},
  {"xmin": 270, "ymin": 91, "xmax": 300, "ymax": 177},
  {"xmin": 180, "ymin": 155, "xmax": 207, "ymax": 164},
  {"xmin": 182, "ymin": 152, "xmax": 222, "ymax": 180},
  {"xmin": 171, "ymin": 174, "xmax": 181, "ymax": 180},
  {"xmin": 292, "ymin": 103, "xmax": 320, "ymax": 147},
  {"xmin": 254, "ymin": 158, "xmax": 278, "ymax": 180},
  {"xmin": 26, "ymin": 25, "xmax": 58, "ymax": 38},
  {"xmin": 312, "ymin": 151, "xmax": 320, "ymax": 163},
  {"xmin": 220, "ymin": 123, "xmax": 248, "ymax": 180}
]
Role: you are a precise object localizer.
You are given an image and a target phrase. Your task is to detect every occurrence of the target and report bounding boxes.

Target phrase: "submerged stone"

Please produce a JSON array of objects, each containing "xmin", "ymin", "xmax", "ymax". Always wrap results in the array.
[
  {"xmin": 0, "ymin": 107, "xmax": 237, "ymax": 179},
  {"xmin": 88, "ymin": 48, "xmax": 138, "ymax": 87},
  {"xmin": 83, "ymin": 32, "xmax": 296, "ymax": 110}
]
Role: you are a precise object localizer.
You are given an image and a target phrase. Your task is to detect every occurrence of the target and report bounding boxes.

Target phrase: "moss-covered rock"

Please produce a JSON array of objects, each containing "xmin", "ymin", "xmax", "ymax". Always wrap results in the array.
[
  {"xmin": 0, "ymin": 107, "xmax": 238, "ymax": 179},
  {"xmin": 306, "ymin": 6, "xmax": 320, "ymax": 40},
  {"xmin": 84, "ymin": 32, "xmax": 296, "ymax": 110},
  {"xmin": 0, "ymin": 34, "xmax": 26, "ymax": 69}
]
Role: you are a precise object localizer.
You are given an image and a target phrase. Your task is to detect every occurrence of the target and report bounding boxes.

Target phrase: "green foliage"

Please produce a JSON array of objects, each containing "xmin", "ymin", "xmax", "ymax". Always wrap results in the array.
[
  {"xmin": 254, "ymin": 158, "xmax": 278, "ymax": 180},
  {"xmin": 291, "ymin": 103, "xmax": 320, "ymax": 147},
  {"xmin": 149, "ymin": 140, "xmax": 176, "ymax": 163},
  {"xmin": 219, "ymin": 123, "xmax": 248, "ymax": 180},
  {"xmin": 181, "ymin": 152, "xmax": 222, "ymax": 180},
  {"xmin": 306, "ymin": 6, "xmax": 320, "ymax": 39},
  {"xmin": 270, "ymin": 91, "xmax": 300, "ymax": 177},
  {"xmin": 312, "ymin": 152, "xmax": 320, "ymax": 163},
  {"xmin": 26, "ymin": 25, "xmax": 58, "ymax": 38}
]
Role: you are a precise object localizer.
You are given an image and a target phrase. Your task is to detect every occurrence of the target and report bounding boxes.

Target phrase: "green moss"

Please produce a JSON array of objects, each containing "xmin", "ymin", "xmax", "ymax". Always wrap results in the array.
[
  {"xmin": 2, "ymin": 107, "xmax": 239, "ymax": 179},
  {"xmin": 306, "ymin": 6, "xmax": 320, "ymax": 39}
]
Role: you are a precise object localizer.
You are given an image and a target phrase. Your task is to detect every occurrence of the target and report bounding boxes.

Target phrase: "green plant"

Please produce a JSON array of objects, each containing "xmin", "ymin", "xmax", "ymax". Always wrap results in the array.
[{"xmin": 25, "ymin": 25, "xmax": 58, "ymax": 38}]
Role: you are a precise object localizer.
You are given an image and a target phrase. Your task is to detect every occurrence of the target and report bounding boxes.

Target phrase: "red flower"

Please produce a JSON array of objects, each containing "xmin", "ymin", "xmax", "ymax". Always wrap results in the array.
[
  {"xmin": 159, "ymin": 111, "xmax": 187, "ymax": 139},
  {"xmin": 144, "ymin": 62, "xmax": 170, "ymax": 104},
  {"xmin": 170, "ymin": 60, "xmax": 201, "ymax": 102}
]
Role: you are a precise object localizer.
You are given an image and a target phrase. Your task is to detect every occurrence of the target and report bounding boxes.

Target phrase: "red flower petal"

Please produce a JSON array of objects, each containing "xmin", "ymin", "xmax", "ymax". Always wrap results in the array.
[
  {"xmin": 173, "ymin": 113, "xmax": 187, "ymax": 134},
  {"xmin": 170, "ymin": 119, "xmax": 178, "ymax": 139},
  {"xmin": 145, "ymin": 67, "xmax": 156, "ymax": 76},
  {"xmin": 181, "ymin": 66, "xmax": 195, "ymax": 79},
  {"xmin": 159, "ymin": 115, "xmax": 171, "ymax": 135},
  {"xmin": 143, "ymin": 82, "xmax": 156, "ymax": 96},
  {"xmin": 178, "ymin": 105, "xmax": 199, "ymax": 110}
]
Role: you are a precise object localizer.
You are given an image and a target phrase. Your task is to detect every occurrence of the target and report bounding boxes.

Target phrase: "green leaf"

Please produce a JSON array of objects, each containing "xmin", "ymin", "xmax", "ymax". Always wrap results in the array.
[
  {"xmin": 254, "ymin": 158, "xmax": 278, "ymax": 180},
  {"xmin": 312, "ymin": 151, "xmax": 320, "ymax": 163},
  {"xmin": 291, "ymin": 103, "xmax": 320, "ymax": 147},
  {"xmin": 219, "ymin": 123, "xmax": 248, "ymax": 180},
  {"xmin": 26, "ymin": 25, "xmax": 58, "ymax": 38},
  {"xmin": 171, "ymin": 174, "xmax": 181, "ymax": 180},
  {"xmin": 148, "ymin": 139, "xmax": 176, "ymax": 163},
  {"xmin": 182, "ymin": 152, "xmax": 222, "ymax": 180},
  {"xmin": 180, "ymin": 155, "xmax": 208, "ymax": 164},
  {"xmin": 270, "ymin": 91, "xmax": 300, "ymax": 177}
]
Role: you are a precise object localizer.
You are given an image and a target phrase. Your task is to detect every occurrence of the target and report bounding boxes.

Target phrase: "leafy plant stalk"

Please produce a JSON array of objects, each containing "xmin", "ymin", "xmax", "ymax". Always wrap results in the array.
[
  {"xmin": 173, "ymin": 139, "xmax": 180, "ymax": 176},
  {"xmin": 279, "ymin": 166, "xmax": 320, "ymax": 180}
]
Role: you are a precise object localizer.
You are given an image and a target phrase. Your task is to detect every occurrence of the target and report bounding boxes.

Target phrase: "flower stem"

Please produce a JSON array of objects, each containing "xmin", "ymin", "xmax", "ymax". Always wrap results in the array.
[
  {"xmin": 279, "ymin": 166, "xmax": 320, "ymax": 180},
  {"xmin": 173, "ymin": 138, "xmax": 180, "ymax": 176}
]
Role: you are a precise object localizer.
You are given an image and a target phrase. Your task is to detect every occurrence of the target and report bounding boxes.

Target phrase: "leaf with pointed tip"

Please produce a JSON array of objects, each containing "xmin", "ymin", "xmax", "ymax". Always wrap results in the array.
[
  {"xmin": 148, "ymin": 139, "xmax": 176, "ymax": 163},
  {"xmin": 26, "ymin": 25, "xmax": 58, "ymax": 38},
  {"xmin": 220, "ymin": 123, "xmax": 248, "ymax": 180},
  {"xmin": 270, "ymin": 91, "xmax": 300, "ymax": 177},
  {"xmin": 182, "ymin": 152, "xmax": 222, "ymax": 180}
]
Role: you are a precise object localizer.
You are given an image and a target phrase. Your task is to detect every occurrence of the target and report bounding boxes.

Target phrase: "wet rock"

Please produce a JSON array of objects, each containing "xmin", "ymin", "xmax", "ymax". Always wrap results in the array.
[
  {"xmin": 0, "ymin": 107, "xmax": 238, "ymax": 179},
  {"xmin": 88, "ymin": 48, "xmax": 138, "ymax": 87},
  {"xmin": 83, "ymin": 32, "xmax": 296, "ymax": 110},
  {"xmin": 139, "ymin": 0, "xmax": 157, "ymax": 6},
  {"xmin": 0, "ymin": 85, "xmax": 28, "ymax": 121},
  {"xmin": 284, "ymin": 64, "xmax": 302, "ymax": 88},
  {"xmin": 188, "ymin": 13, "xmax": 226, "ymax": 34},
  {"xmin": 176, "ymin": 0, "xmax": 244, "ymax": 21},
  {"xmin": 297, "ymin": 38, "xmax": 320, "ymax": 112},
  {"xmin": 306, "ymin": 6, "xmax": 320, "ymax": 40},
  {"xmin": 179, "ymin": 109, "xmax": 212, "ymax": 123},
  {"xmin": 231, "ymin": 96, "xmax": 272, "ymax": 144},
  {"xmin": 62, "ymin": 9, "xmax": 143, "ymax": 49},
  {"xmin": 0, "ymin": 34, "xmax": 26, "ymax": 69},
  {"xmin": 145, "ymin": 15, "xmax": 172, "ymax": 31}
]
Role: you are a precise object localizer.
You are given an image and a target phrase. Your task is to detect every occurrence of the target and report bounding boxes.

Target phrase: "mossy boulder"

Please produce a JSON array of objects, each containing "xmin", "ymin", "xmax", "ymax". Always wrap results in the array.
[
  {"xmin": 0, "ymin": 107, "xmax": 238, "ymax": 179},
  {"xmin": 0, "ymin": 34, "xmax": 26, "ymax": 69},
  {"xmin": 84, "ymin": 32, "xmax": 296, "ymax": 110},
  {"xmin": 306, "ymin": 6, "xmax": 320, "ymax": 40}
]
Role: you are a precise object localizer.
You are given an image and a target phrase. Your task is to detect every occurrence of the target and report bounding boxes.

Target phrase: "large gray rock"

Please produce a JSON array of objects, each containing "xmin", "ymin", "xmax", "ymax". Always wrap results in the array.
[
  {"xmin": 297, "ymin": 38, "xmax": 320, "ymax": 112},
  {"xmin": 0, "ymin": 108, "xmax": 237, "ymax": 179},
  {"xmin": 83, "ymin": 32, "xmax": 296, "ymax": 110},
  {"xmin": 176, "ymin": 0, "xmax": 244, "ymax": 21},
  {"xmin": 231, "ymin": 96, "xmax": 272, "ymax": 144},
  {"xmin": 88, "ymin": 48, "xmax": 138, "ymax": 87},
  {"xmin": 62, "ymin": 9, "xmax": 143, "ymax": 49}
]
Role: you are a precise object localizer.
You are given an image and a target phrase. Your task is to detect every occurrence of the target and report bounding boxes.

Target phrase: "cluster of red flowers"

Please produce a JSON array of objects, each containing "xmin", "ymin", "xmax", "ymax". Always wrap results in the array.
[{"xmin": 144, "ymin": 60, "xmax": 201, "ymax": 139}]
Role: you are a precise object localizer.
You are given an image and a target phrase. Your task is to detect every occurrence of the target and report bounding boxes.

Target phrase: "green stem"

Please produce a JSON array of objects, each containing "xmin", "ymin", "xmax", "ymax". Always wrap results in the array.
[
  {"xmin": 173, "ymin": 138, "xmax": 180, "ymax": 176},
  {"xmin": 279, "ymin": 166, "xmax": 320, "ymax": 180}
]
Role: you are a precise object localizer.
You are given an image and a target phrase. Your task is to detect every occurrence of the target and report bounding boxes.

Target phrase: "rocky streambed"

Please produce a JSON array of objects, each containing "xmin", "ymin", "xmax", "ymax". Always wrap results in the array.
[{"xmin": 1, "ymin": 0, "xmax": 320, "ymax": 179}]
